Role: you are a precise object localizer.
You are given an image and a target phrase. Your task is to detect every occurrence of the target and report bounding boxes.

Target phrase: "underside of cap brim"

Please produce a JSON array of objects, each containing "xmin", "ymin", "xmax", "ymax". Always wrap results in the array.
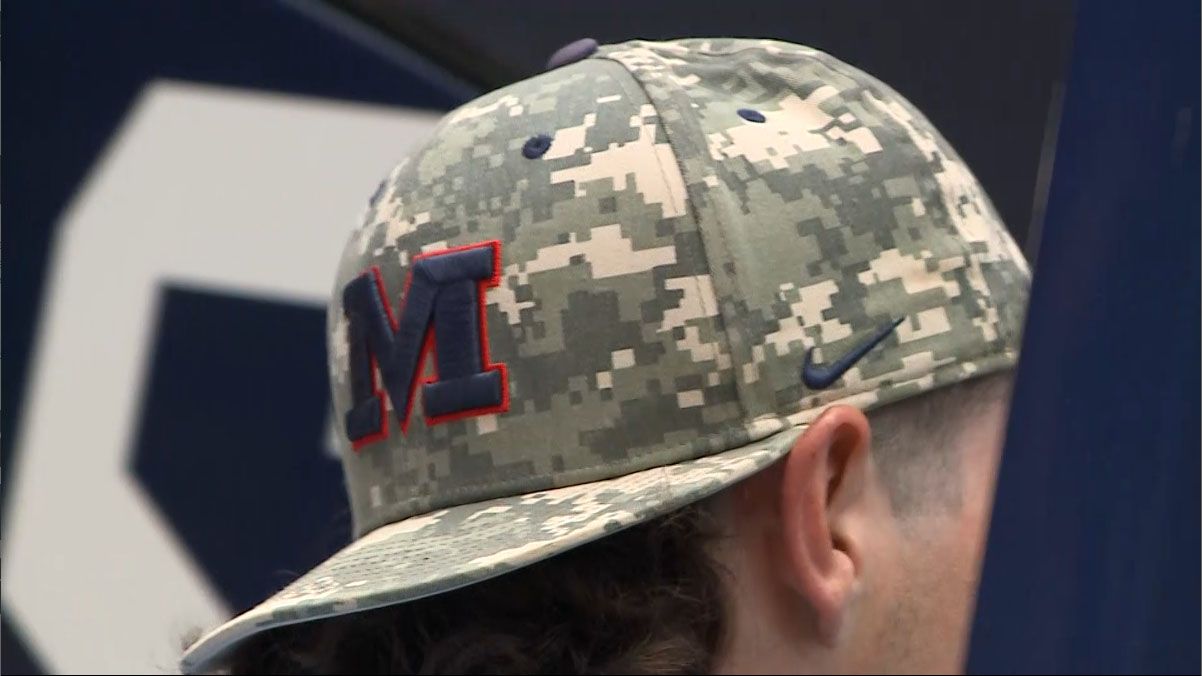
[{"xmin": 179, "ymin": 423, "xmax": 804, "ymax": 674}]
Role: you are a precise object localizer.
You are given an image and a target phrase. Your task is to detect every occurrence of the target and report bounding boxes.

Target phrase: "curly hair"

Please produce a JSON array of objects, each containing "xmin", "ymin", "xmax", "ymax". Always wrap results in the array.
[{"xmin": 221, "ymin": 498, "xmax": 728, "ymax": 675}]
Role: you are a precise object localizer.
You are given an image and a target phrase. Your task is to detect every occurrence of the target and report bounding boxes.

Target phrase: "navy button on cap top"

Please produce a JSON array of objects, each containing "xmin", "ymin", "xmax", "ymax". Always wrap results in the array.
[{"xmin": 546, "ymin": 38, "xmax": 599, "ymax": 70}]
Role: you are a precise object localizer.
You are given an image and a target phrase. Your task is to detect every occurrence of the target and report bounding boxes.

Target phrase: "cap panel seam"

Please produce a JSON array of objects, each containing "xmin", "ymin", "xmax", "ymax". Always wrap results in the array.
[{"xmin": 595, "ymin": 49, "xmax": 756, "ymax": 424}]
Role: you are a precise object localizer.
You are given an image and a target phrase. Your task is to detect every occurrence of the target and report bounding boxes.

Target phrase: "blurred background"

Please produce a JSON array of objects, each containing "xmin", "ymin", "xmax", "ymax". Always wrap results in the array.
[{"xmin": 2, "ymin": 1, "xmax": 1197, "ymax": 673}]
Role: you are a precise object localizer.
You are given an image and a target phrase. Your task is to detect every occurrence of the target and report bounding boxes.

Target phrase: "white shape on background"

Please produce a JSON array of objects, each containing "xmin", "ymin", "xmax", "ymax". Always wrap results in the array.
[{"xmin": 3, "ymin": 80, "xmax": 442, "ymax": 674}]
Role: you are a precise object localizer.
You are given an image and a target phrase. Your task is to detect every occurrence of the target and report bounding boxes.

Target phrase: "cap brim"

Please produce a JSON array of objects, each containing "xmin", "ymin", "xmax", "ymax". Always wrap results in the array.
[{"xmin": 180, "ymin": 423, "xmax": 805, "ymax": 674}]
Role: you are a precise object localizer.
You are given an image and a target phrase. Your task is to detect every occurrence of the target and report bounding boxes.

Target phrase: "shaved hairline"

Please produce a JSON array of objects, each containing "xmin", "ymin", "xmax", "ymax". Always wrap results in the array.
[{"xmin": 867, "ymin": 371, "xmax": 1015, "ymax": 513}]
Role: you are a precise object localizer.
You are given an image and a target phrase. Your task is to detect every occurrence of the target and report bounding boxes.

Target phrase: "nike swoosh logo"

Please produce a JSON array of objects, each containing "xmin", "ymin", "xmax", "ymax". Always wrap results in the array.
[{"xmin": 800, "ymin": 317, "xmax": 905, "ymax": 390}]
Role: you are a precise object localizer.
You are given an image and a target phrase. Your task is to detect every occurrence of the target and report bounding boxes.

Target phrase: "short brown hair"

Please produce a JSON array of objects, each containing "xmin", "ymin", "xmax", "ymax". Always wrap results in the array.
[{"xmin": 870, "ymin": 370, "xmax": 1014, "ymax": 513}]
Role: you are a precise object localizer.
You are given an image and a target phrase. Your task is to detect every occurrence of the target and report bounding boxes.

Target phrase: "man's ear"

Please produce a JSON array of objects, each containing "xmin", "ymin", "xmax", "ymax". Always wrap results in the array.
[{"xmin": 778, "ymin": 404, "xmax": 872, "ymax": 645}]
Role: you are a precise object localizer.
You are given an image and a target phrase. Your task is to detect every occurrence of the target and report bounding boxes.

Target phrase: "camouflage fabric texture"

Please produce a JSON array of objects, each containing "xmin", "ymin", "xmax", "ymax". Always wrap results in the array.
[{"xmin": 181, "ymin": 37, "xmax": 1029, "ymax": 673}]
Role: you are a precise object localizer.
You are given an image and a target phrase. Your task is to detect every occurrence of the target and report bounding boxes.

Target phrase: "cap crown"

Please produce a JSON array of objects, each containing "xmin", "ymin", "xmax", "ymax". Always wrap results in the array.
[{"xmin": 328, "ymin": 38, "xmax": 1030, "ymax": 537}]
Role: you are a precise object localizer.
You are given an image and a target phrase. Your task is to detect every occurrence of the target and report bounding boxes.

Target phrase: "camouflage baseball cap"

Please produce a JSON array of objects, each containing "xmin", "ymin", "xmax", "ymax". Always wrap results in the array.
[{"xmin": 181, "ymin": 37, "xmax": 1029, "ymax": 672}]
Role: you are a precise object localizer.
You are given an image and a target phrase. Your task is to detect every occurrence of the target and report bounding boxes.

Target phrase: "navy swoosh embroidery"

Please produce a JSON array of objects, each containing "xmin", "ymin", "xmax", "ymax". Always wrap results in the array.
[{"xmin": 801, "ymin": 317, "xmax": 905, "ymax": 390}]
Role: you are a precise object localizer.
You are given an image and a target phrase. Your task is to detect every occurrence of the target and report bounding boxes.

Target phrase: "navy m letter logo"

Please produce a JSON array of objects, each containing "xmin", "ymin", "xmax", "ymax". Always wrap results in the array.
[{"xmin": 341, "ymin": 240, "xmax": 508, "ymax": 449}]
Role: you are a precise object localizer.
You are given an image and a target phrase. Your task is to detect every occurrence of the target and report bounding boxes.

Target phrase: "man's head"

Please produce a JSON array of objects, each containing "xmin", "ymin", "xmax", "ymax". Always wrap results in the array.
[
  {"xmin": 182, "ymin": 37, "xmax": 1030, "ymax": 675},
  {"xmin": 219, "ymin": 369, "xmax": 1013, "ymax": 674},
  {"xmin": 714, "ymin": 368, "xmax": 1013, "ymax": 674}
]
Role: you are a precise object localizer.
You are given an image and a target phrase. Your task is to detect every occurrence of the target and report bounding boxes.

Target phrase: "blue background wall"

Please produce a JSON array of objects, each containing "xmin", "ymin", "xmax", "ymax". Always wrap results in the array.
[
  {"xmin": 4, "ymin": 1, "xmax": 1196, "ymax": 673},
  {"xmin": 967, "ymin": 1, "xmax": 1201, "ymax": 673}
]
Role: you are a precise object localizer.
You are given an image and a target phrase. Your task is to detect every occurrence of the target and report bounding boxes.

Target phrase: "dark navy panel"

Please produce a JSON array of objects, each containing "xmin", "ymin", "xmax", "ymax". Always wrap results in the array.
[
  {"xmin": 0, "ymin": 8, "xmax": 469, "ymax": 664},
  {"xmin": 130, "ymin": 287, "xmax": 350, "ymax": 613},
  {"xmin": 967, "ymin": 1, "xmax": 1200, "ymax": 673},
  {"xmin": 1, "ymin": 616, "xmax": 46, "ymax": 676},
  {"xmin": 0, "ymin": 0, "xmax": 472, "ymax": 523}
]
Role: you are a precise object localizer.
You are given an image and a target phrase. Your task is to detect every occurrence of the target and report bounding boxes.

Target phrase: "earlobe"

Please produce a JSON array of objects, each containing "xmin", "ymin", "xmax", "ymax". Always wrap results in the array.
[{"xmin": 777, "ymin": 405, "xmax": 872, "ymax": 646}]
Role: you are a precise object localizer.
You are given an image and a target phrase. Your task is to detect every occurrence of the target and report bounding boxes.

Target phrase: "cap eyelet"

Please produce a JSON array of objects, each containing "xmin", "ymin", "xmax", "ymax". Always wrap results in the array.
[
  {"xmin": 737, "ymin": 108, "xmax": 766, "ymax": 123},
  {"xmin": 546, "ymin": 38, "xmax": 599, "ymax": 70},
  {"xmin": 522, "ymin": 134, "xmax": 553, "ymax": 159}
]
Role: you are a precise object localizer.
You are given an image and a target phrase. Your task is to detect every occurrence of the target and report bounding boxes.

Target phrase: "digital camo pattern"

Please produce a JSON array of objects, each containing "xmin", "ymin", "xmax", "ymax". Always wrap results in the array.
[
  {"xmin": 330, "ymin": 54, "xmax": 755, "ymax": 539},
  {"xmin": 597, "ymin": 38, "xmax": 1030, "ymax": 425},
  {"xmin": 182, "ymin": 38, "xmax": 1030, "ymax": 673},
  {"xmin": 179, "ymin": 428, "xmax": 799, "ymax": 674}
]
